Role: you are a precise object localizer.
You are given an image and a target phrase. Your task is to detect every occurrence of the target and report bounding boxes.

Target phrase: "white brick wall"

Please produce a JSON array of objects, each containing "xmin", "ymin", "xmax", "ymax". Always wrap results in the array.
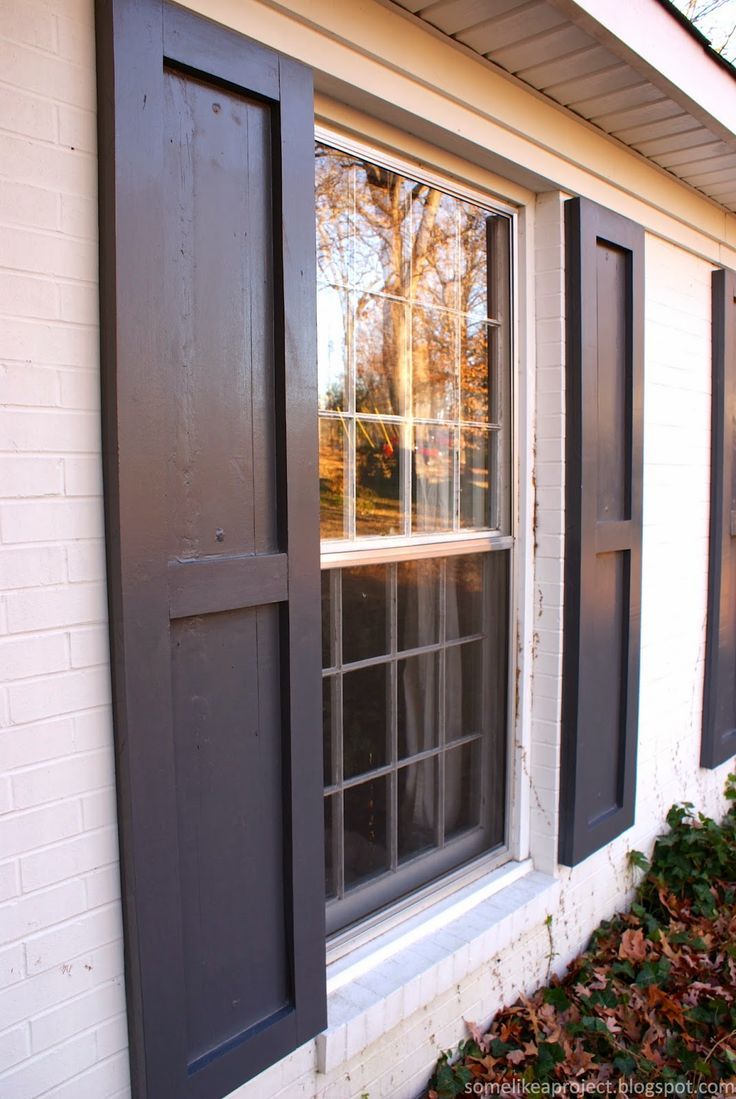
[
  {"xmin": 0, "ymin": 2, "xmax": 128, "ymax": 1097},
  {"xmin": 0, "ymin": 2, "xmax": 733, "ymax": 1098}
]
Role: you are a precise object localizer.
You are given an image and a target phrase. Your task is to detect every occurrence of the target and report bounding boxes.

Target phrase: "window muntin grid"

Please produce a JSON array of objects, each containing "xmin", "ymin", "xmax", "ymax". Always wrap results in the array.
[{"xmin": 316, "ymin": 142, "xmax": 512, "ymax": 543}]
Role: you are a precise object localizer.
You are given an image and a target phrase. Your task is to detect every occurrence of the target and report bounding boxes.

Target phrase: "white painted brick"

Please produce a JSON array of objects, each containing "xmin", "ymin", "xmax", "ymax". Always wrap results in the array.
[
  {"xmin": 67, "ymin": 540, "xmax": 106, "ymax": 583},
  {"xmin": 0, "ymin": 632, "xmax": 68, "ymax": 683},
  {"xmin": 95, "ymin": 1011, "xmax": 129, "ymax": 1060},
  {"xmin": 70, "ymin": 624, "xmax": 109, "ymax": 668},
  {"xmin": 0, "ymin": 363, "xmax": 60, "ymax": 409},
  {"xmin": 31, "ymin": 979, "xmax": 125, "ymax": 1054},
  {"xmin": 0, "ymin": 545, "xmax": 67, "ymax": 589},
  {"xmin": 0, "ymin": 315, "xmax": 99, "ymax": 366},
  {"xmin": 24, "ymin": 903, "xmax": 122, "ymax": 976},
  {"xmin": 0, "ymin": 1021, "xmax": 30, "ymax": 1073},
  {"xmin": 41, "ymin": 1052, "xmax": 131, "ymax": 1099},
  {"xmin": 59, "ymin": 369, "xmax": 101, "ymax": 412},
  {"xmin": 8, "ymin": 665, "xmax": 110, "ymax": 723},
  {"xmin": 6, "ymin": 583, "xmax": 106, "ymax": 633},
  {"xmin": 0, "ymin": 455, "xmax": 64, "ymax": 497},
  {"xmin": 0, "ymin": 409, "xmax": 101, "ymax": 456},
  {"xmin": 0, "ymin": 943, "xmax": 25, "ymax": 989},
  {"xmin": 84, "ymin": 863, "xmax": 121, "ymax": 909},
  {"xmin": 0, "ymin": 799, "xmax": 82, "ymax": 859},
  {"xmin": 0, "ymin": 775, "xmax": 12, "ymax": 813},
  {"xmin": 81, "ymin": 786, "xmax": 117, "ymax": 831},
  {"xmin": 0, "ymin": 273, "xmax": 59, "ymax": 321},
  {"xmin": 0, "ymin": 226, "xmax": 97, "ymax": 282},
  {"xmin": 11, "ymin": 746, "xmax": 113, "ymax": 809},
  {"xmin": 64, "ymin": 457, "xmax": 103, "ymax": 499},
  {"xmin": 0, "ymin": 0, "xmax": 58, "ymax": 52},
  {"xmin": 60, "ymin": 192, "xmax": 98, "ymax": 241},
  {"xmin": 21, "ymin": 824, "xmax": 119, "ymax": 892},
  {"xmin": 59, "ymin": 281, "xmax": 98, "ymax": 325},
  {"xmin": 0, "ymin": 1031, "xmax": 97, "ymax": 1099},
  {"xmin": 0, "ymin": 879, "xmax": 86, "ymax": 946},
  {"xmin": 0, "ymin": 860, "xmax": 20, "ymax": 903},
  {"xmin": 0, "ymin": 179, "xmax": 59, "ymax": 231}
]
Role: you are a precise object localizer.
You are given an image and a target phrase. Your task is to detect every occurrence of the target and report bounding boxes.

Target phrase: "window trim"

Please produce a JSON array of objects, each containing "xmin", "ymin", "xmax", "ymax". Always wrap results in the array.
[{"xmin": 314, "ymin": 124, "xmax": 523, "ymax": 942}]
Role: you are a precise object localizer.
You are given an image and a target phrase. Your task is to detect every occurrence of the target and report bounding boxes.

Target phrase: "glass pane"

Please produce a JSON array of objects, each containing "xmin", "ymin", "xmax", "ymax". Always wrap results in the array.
[
  {"xmin": 319, "ymin": 417, "xmax": 348, "ymax": 539},
  {"xmin": 343, "ymin": 664, "xmax": 388, "ymax": 779},
  {"xmin": 355, "ymin": 294, "xmax": 406, "ymax": 416},
  {"xmin": 460, "ymin": 428, "xmax": 490, "ymax": 529},
  {"xmin": 353, "ymin": 162, "xmax": 409, "ymax": 296},
  {"xmin": 446, "ymin": 554, "xmax": 484, "ymax": 639},
  {"xmin": 344, "ymin": 777, "xmax": 389, "ymax": 890},
  {"xmin": 323, "ymin": 675, "xmax": 333, "ymax": 786},
  {"xmin": 397, "ymin": 558, "xmax": 440, "ymax": 651},
  {"xmin": 446, "ymin": 641, "xmax": 484, "ymax": 742},
  {"xmin": 317, "ymin": 282, "xmax": 348, "ymax": 411},
  {"xmin": 459, "ymin": 202, "xmax": 489, "ymax": 319},
  {"xmin": 315, "ymin": 144, "xmax": 351, "ymax": 291},
  {"xmin": 398, "ymin": 653, "xmax": 439, "ymax": 759},
  {"xmin": 356, "ymin": 418, "xmax": 402, "ymax": 535},
  {"xmin": 411, "ymin": 306, "xmax": 457, "ymax": 420},
  {"xmin": 461, "ymin": 318, "xmax": 490, "ymax": 423},
  {"xmin": 324, "ymin": 794, "xmax": 337, "ymax": 899},
  {"xmin": 444, "ymin": 740, "xmax": 481, "ymax": 839},
  {"xmin": 412, "ymin": 424, "xmax": 454, "ymax": 533},
  {"xmin": 342, "ymin": 565, "xmax": 389, "ymax": 663},
  {"xmin": 398, "ymin": 758, "xmax": 436, "ymax": 862},
  {"xmin": 411, "ymin": 189, "xmax": 457, "ymax": 311}
]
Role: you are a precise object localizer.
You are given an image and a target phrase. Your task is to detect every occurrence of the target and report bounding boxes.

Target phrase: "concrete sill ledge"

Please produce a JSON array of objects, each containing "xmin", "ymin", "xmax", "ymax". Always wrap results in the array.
[{"xmin": 317, "ymin": 861, "xmax": 559, "ymax": 1073}]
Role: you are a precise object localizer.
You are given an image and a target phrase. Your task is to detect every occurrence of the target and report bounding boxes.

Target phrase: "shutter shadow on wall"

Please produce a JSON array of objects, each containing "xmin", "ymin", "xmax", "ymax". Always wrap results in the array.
[
  {"xmin": 560, "ymin": 197, "xmax": 644, "ymax": 867},
  {"xmin": 702, "ymin": 268, "xmax": 736, "ymax": 769},
  {"xmin": 96, "ymin": 2, "xmax": 325, "ymax": 1096}
]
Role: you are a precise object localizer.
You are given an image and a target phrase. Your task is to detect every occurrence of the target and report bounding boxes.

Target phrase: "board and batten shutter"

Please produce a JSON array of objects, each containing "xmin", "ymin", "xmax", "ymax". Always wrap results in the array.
[
  {"xmin": 560, "ymin": 197, "xmax": 644, "ymax": 867},
  {"xmin": 96, "ymin": 2, "xmax": 326, "ymax": 1096},
  {"xmin": 702, "ymin": 268, "xmax": 736, "ymax": 769}
]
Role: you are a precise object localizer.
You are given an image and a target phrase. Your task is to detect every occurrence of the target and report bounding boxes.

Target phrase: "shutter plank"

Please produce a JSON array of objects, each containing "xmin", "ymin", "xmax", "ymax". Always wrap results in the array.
[
  {"xmin": 702, "ymin": 268, "xmax": 736, "ymax": 768},
  {"xmin": 97, "ymin": 2, "xmax": 326, "ymax": 1096},
  {"xmin": 560, "ymin": 197, "xmax": 644, "ymax": 867}
]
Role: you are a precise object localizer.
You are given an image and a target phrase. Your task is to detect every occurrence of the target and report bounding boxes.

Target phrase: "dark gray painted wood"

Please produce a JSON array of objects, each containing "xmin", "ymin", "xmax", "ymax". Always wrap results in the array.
[
  {"xmin": 560, "ymin": 197, "xmax": 644, "ymax": 867},
  {"xmin": 96, "ymin": 2, "xmax": 325, "ymax": 1096},
  {"xmin": 702, "ymin": 268, "xmax": 736, "ymax": 769}
]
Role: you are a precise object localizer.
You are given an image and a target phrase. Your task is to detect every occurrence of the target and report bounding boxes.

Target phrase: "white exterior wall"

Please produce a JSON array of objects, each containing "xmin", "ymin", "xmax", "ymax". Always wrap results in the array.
[{"xmin": 0, "ymin": 2, "xmax": 734, "ymax": 1098}]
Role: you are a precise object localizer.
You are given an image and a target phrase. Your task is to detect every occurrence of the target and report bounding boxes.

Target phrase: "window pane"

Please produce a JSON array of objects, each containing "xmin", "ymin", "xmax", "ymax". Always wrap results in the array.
[
  {"xmin": 413, "ymin": 424, "xmax": 454, "ymax": 533},
  {"xmin": 411, "ymin": 305, "xmax": 457, "ymax": 420},
  {"xmin": 343, "ymin": 664, "xmax": 388, "ymax": 779},
  {"xmin": 398, "ymin": 652, "xmax": 439, "ymax": 759},
  {"xmin": 321, "ymin": 569, "xmax": 332, "ymax": 669},
  {"xmin": 446, "ymin": 641, "xmax": 484, "ymax": 742},
  {"xmin": 444, "ymin": 740, "xmax": 481, "ymax": 839},
  {"xmin": 411, "ymin": 189, "xmax": 458, "ymax": 311},
  {"xmin": 317, "ymin": 282, "xmax": 348, "ymax": 413},
  {"xmin": 355, "ymin": 294, "xmax": 406, "ymax": 416},
  {"xmin": 461, "ymin": 318, "xmax": 490, "ymax": 423},
  {"xmin": 344, "ymin": 777, "xmax": 389, "ymax": 890},
  {"xmin": 353, "ymin": 162, "xmax": 409, "ymax": 296},
  {"xmin": 355, "ymin": 418, "xmax": 402, "ymax": 535},
  {"xmin": 446, "ymin": 554, "xmax": 484, "ymax": 639},
  {"xmin": 460, "ymin": 428, "xmax": 490, "ymax": 529},
  {"xmin": 398, "ymin": 758, "xmax": 436, "ymax": 862},
  {"xmin": 323, "ymin": 676, "xmax": 334, "ymax": 787},
  {"xmin": 324, "ymin": 794, "xmax": 337, "ymax": 899},
  {"xmin": 342, "ymin": 565, "xmax": 389, "ymax": 663},
  {"xmin": 319, "ymin": 417, "xmax": 347, "ymax": 538},
  {"xmin": 315, "ymin": 144, "xmax": 351, "ymax": 291},
  {"xmin": 397, "ymin": 558, "xmax": 440, "ymax": 650},
  {"xmin": 459, "ymin": 202, "xmax": 489, "ymax": 319}
]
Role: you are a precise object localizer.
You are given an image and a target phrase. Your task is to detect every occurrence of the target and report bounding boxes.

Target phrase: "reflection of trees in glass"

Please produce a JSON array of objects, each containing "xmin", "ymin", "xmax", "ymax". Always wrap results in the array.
[{"xmin": 316, "ymin": 143, "xmax": 498, "ymax": 537}]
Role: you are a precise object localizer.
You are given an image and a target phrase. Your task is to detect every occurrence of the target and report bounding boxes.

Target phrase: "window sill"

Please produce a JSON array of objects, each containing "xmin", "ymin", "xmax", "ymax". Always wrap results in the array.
[{"xmin": 317, "ymin": 860, "xmax": 559, "ymax": 1073}]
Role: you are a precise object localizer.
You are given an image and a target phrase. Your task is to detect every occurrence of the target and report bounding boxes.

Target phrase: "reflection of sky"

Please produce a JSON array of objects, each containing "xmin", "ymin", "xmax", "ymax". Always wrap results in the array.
[{"xmin": 317, "ymin": 284, "xmax": 346, "ymax": 408}]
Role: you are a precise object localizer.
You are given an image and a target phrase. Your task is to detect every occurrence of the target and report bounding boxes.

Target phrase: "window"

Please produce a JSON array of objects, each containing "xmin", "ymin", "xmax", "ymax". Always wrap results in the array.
[{"xmin": 316, "ymin": 140, "xmax": 514, "ymax": 933}]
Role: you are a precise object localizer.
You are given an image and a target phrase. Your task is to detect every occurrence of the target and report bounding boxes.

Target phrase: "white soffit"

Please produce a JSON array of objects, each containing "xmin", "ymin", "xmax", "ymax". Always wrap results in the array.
[{"xmin": 389, "ymin": 0, "xmax": 736, "ymax": 213}]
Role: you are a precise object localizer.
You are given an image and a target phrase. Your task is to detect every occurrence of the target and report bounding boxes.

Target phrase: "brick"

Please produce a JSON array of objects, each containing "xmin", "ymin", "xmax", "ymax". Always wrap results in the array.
[
  {"xmin": 0, "ymin": 179, "xmax": 59, "ymax": 231},
  {"xmin": 0, "ymin": 1031, "xmax": 97, "ymax": 1099},
  {"xmin": 0, "ymin": 799, "xmax": 82, "ymax": 859},
  {"xmin": 20, "ymin": 824, "xmax": 119, "ymax": 892},
  {"xmin": 56, "ymin": 10, "xmax": 96, "ymax": 63},
  {"xmin": 0, "ymin": 226, "xmax": 96, "ymax": 282},
  {"xmin": 59, "ymin": 370, "xmax": 100, "ymax": 412},
  {"xmin": 0, "ymin": 546, "xmax": 66, "ymax": 589},
  {"xmin": 0, "ymin": 878, "xmax": 86, "ymax": 947},
  {"xmin": 58, "ymin": 281, "xmax": 98, "ymax": 325},
  {"xmin": 6, "ymin": 582, "xmax": 106, "ymax": 633},
  {"xmin": 70, "ymin": 624, "xmax": 109, "ymax": 668},
  {"xmin": 0, "ymin": 1022, "xmax": 30, "ymax": 1074},
  {"xmin": 8, "ymin": 665, "xmax": 111, "ymax": 724},
  {"xmin": 0, "ymin": 315, "xmax": 98, "ymax": 366},
  {"xmin": 0, "ymin": 40, "xmax": 96, "ymax": 112},
  {"xmin": 0, "ymin": 274, "xmax": 59, "ymax": 323},
  {"xmin": 0, "ymin": 632, "xmax": 68, "ymax": 683},
  {"xmin": 59, "ymin": 192, "xmax": 98, "ymax": 241},
  {"xmin": 0, "ymin": 455, "xmax": 64, "ymax": 497},
  {"xmin": 24, "ymin": 903, "xmax": 122, "ymax": 976},
  {"xmin": 66, "ymin": 541, "xmax": 106, "ymax": 583},
  {"xmin": 41, "ymin": 1052, "xmax": 131, "ymax": 1099},
  {"xmin": 0, "ymin": 409, "xmax": 101, "ymax": 455},
  {"xmin": 2, "ymin": 496, "xmax": 104, "ymax": 546},
  {"xmin": 11, "ymin": 747, "xmax": 114, "ymax": 810},
  {"xmin": 0, "ymin": 860, "xmax": 19, "ymax": 902},
  {"xmin": 84, "ymin": 863, "xmax": 121, "ymax": 909},
  {"xmin": 0, "ymin": 942, "xmax": 25, "ymax": 989},
  {"xmin": 81, "ymin": 787, "xmax": 117, "ymax": 831},
  {"xmin": 31, "ymin": 979, "xmax": 125, "ymax": 1053},
  {"xmin": 58, "ymin": 104, "xmax": 97, "ymax": 155},
  {"xmin": 0, "ymin": 0, "xmax": 58, "ymax": 52},
  {"xmin": 0, "ymin": 363, "xmax": 60, "ymax": 408}
]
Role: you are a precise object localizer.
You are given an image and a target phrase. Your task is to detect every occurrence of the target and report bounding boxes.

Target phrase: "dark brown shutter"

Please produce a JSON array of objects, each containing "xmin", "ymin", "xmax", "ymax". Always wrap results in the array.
[
  {"xmin": 560, "ymin": 197, "xmax": 644, "ymax": 867},
  {"xmin": 96, "ymin": 2, "xmax": 325, "ymax": 1096},
  {"xmin": 702, "ymin": 268, "xmax": 736, "ymax": 769}
]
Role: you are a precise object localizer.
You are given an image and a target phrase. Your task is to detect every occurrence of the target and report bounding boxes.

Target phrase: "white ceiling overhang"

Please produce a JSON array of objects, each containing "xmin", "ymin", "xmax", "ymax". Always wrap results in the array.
[{"xmin": 387, "ymin": 0, "xmax": 736, "ymax": 212}]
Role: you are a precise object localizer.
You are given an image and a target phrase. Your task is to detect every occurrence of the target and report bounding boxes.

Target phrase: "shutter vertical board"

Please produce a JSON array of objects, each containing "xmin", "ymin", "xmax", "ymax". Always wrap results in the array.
[
  {"xmin": 703, "ymin": 268, "xmax": 736, "ymax": 769},
  {"xmin": 96, "ymin": 2, "xmax": 325, "ymax": 1096},
  {"xmin": 560, "ymin": 197, "xmax": 644, "ymax": 867}
]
